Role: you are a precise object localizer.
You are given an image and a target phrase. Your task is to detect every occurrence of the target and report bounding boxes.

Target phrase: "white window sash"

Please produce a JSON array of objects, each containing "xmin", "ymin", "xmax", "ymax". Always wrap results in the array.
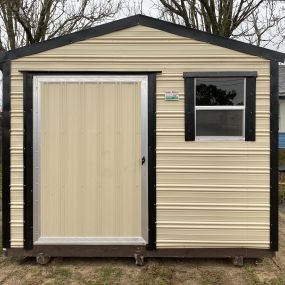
[{"xmin": 194, "ymin": 78, "xmax": 246, "ymax": 140}]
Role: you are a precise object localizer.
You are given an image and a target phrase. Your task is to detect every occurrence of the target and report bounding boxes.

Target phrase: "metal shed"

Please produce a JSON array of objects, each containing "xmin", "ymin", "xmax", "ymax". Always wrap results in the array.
[{"xmin": 1, "ymin": 14, "xmax": 284, "ymax": 263}]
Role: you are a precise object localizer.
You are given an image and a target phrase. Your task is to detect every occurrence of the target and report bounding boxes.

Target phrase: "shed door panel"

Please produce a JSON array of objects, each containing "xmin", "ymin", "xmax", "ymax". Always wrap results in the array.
[{"xmin": 36, "ymin": 79, "xmax": 143, "ymax": 243}]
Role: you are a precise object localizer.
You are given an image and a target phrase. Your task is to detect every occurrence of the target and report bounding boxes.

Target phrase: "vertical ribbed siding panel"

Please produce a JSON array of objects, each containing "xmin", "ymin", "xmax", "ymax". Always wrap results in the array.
[
  {"xmin": 10, "ymin": 73, "xmax": 24, "ymax": 247},
  {"xmin": 10, "ymin": 25, "xmax": 270, "ymax": 248},
  {"xmin": 38, "ymin": 81, "xmax": 141, "ymax": 238}
]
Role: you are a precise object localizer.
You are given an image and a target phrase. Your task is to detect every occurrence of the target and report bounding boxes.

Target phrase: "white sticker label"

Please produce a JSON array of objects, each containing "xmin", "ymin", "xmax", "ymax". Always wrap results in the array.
[{"xmin": 165, "ymin": 91, "xmax": 179, "ymax": 101}]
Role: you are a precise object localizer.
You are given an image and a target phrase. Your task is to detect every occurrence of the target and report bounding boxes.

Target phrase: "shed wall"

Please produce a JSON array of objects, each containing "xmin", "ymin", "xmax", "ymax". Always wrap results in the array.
[{"xmin": 9, "ymin": 25, "xmax": 270, "ymax": 248}]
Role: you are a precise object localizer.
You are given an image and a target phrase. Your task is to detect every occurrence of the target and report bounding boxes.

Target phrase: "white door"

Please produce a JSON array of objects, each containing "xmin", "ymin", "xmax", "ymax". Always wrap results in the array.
[{"xmin": 33, "ymin": 75, "xmax": 148, "ymax": 245}]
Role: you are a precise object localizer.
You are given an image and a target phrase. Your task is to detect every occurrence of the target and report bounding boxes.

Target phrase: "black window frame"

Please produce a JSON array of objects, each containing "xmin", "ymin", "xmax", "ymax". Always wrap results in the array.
[{"xmin": 184, "ymin": 72, "xmax": 257, "ymax": 141}]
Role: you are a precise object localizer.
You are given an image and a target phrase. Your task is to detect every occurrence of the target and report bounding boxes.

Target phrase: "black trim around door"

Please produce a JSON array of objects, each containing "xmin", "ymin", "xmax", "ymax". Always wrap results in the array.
[
  {"xmin": 270, "ymin": 61, "xmax": 279, "ymax": 251},
  {"xmin": 23, "ymin": 72, "xmax": 157, "ymax": 250},
  {"xmin": 147, "ymin": 73, "xmax": 157, "ymax": 250},
  {"xmin": 2, "ymin": 60, "xmax": 11, "ymax": 249},
  {"xmin": 23, "ymin": 73, "xmax": 34, "ymax": 249}
]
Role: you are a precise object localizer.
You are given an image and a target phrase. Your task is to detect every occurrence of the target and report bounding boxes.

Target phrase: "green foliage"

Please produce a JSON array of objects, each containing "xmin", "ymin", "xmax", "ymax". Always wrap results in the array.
[{"xmin": 53, "ymin": 267, "xmax": 72, "ymax": 285}]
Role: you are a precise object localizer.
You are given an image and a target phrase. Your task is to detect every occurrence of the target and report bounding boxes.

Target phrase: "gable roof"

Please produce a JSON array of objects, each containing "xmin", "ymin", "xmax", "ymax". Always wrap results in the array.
[{"xmin": 0, "ymin": 14, "xmax": 284, "ymax": 63}]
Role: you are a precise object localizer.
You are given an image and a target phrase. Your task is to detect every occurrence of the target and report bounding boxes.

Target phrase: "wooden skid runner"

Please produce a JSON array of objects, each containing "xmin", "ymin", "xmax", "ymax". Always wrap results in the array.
[{"xmin": 5, "ymin": 246, "xmax": 274, "ymax": 258}]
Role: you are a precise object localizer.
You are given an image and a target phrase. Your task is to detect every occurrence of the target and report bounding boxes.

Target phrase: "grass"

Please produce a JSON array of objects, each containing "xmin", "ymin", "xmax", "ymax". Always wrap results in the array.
[
  {"xmin": 53, "ymin": 267, "xmax": 72, "ymax": 285},
  {"xmin": 94, "ymin": 266, "xmax": 122, "ymax": 285},
  {"xmin": 200, "ymin": 270, "xmax": 223, "ymax": 285},
  {"xmin": 135, "ymin": 263, "xmax": 172, "ymax": 285},
  {"xmin": 243, "ymin": 265, "xmax": 261, "ymax": 285}
]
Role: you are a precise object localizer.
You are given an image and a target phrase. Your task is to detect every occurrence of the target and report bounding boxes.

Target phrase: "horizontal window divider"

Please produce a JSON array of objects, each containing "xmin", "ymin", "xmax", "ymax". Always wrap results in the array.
[{"xmin": 195, "ymin": 106, "xmax": 245, "ymax": 110}]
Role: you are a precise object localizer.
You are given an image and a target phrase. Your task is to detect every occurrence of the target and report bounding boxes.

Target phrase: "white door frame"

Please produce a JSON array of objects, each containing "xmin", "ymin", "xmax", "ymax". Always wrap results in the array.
[{"xmin": 33, "ymin": 75, "xmax": 148, "ymax": 245}]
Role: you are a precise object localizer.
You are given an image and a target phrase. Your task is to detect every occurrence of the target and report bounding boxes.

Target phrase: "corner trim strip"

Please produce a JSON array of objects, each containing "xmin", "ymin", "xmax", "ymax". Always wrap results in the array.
[
  {"xmin": 2, "ymin": 60, "xmax": 11, "ymax": 249},
  {"xmin": 270, "ymin": 61, "xmax": 279, "ymax": 251}
]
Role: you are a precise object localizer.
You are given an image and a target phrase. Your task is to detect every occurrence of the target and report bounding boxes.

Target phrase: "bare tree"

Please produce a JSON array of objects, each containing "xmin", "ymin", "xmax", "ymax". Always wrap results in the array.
[
  {"xmin": 0, "ymin": 0, "xmax": 122, "ymax": 51},
  {"xmin": 157, "ymin": 0, "xmax": 266, "ymax": 37},
  {"xmin": 123, "ymin": 0, "xmax": 144, "ymax": 15},
  {"xmin": 233, "ymin": 0, "xmax": 285, "ymax": 47}
]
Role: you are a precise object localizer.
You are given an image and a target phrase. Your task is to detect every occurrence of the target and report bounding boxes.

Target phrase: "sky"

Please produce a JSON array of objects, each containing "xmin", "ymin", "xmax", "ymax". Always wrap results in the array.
[{"xmin": 134, "ymin": 0, "xmax": 285, "ymax": 53}]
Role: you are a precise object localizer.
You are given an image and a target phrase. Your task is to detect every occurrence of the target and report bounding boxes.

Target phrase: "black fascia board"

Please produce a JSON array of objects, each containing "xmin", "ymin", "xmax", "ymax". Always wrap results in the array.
[{"xmin": 0, "ymin": 14, "xmax": 284, "ymax": 63}]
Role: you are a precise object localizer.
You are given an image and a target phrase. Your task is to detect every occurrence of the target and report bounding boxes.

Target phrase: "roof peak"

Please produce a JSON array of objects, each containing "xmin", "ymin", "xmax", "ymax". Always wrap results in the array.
[{"xmin": 0, "ymin": 14, "xmax": 284, "ymax": 64}]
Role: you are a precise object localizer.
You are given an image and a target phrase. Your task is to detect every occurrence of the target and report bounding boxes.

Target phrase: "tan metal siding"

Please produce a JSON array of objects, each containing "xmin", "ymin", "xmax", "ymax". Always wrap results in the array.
[{"xmin": 10, "ymin": 25, "xmax": 270, "ymax": 248}]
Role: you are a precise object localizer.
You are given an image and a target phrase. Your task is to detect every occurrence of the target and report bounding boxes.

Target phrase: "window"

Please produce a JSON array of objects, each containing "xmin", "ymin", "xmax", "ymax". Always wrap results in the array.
[
  {"xmin": 195, "ymin": 77, "xmax": 245, "ymax": 139},
  {"xmin": 184, "ymin": 72, "xmax": 257, "ymax": 141}
]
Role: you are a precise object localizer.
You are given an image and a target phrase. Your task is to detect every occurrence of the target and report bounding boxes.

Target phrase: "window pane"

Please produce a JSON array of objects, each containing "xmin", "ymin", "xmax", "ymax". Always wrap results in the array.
[
  {"xmin": 196, "ymin": 78, "xmax": 244, "ymax": 106},
  {"xmin": 196, "ymin": 110, "xmax": 243, "ymax": 137}
]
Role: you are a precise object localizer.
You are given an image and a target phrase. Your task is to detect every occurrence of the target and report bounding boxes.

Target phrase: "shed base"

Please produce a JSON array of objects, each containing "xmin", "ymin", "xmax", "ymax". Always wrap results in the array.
[{"xmin": 4, "ymin": 246, "xmax": 274, "ymax": 259}]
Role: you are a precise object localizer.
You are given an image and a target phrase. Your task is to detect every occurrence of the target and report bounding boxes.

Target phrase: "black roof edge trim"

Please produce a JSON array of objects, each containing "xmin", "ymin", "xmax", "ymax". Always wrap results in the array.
[
  {"xmin": 183, "ymin": 71, "xmax": 258, "ymax": 78},
  {"xmin": 139, "ymin": 16, "xmax": 285, "ymax": 62},
  {"xmin": 0, "ymin": 14, "xmax": 140, "ymax": 63},
  {"xmin": 0, "ymin": 14, "xmax": 284, "ymax": 63}
]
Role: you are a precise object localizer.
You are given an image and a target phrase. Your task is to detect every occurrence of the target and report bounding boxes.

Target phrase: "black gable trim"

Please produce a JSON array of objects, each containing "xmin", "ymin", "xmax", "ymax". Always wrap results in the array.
[
  {"xmin": 0, "ymin": 14, "xmax": 284, "ymax": 63},
  {"xmin": 0, "ymin": 15, "xmax": 140, "ymax": 63},
  {"xmin": 139, "ymin": 16, "xmax": 284, "ymax": 62}
]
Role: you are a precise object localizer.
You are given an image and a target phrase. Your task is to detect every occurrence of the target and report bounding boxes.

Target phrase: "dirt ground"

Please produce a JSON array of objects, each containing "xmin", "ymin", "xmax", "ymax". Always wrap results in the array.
[{"xmin": 0, "ymin": 208, "xmax": 284, "ymax": 285}]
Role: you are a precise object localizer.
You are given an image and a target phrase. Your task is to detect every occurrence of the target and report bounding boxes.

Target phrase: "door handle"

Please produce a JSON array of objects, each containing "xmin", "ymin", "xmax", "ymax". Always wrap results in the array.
[{"xmin": 142, "ymin": 156, "xmax": 145, "ymax": 165}]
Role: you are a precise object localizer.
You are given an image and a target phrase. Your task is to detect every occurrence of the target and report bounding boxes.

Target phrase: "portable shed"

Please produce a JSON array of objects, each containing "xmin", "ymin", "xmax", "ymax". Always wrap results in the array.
[{"xmin": 1, "ymin": 14, "xmax": 284, "ymax": 262}]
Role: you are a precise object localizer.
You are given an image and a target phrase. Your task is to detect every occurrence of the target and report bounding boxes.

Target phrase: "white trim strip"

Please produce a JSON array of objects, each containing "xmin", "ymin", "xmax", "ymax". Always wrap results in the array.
[
  {"xmin": 33, "ymin": 75, "xmax": 149, "ymax": 245},
  {"xmin": 196, "ymin": 106, "xmax": 245, "ymax": 110},
  {"xmin": 35, "ymin": 75, "xmax": 148, "ymax": 83},
  {"xmin": 34, "ymin": 237, "xmax": 147, "ymax": 245}
]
